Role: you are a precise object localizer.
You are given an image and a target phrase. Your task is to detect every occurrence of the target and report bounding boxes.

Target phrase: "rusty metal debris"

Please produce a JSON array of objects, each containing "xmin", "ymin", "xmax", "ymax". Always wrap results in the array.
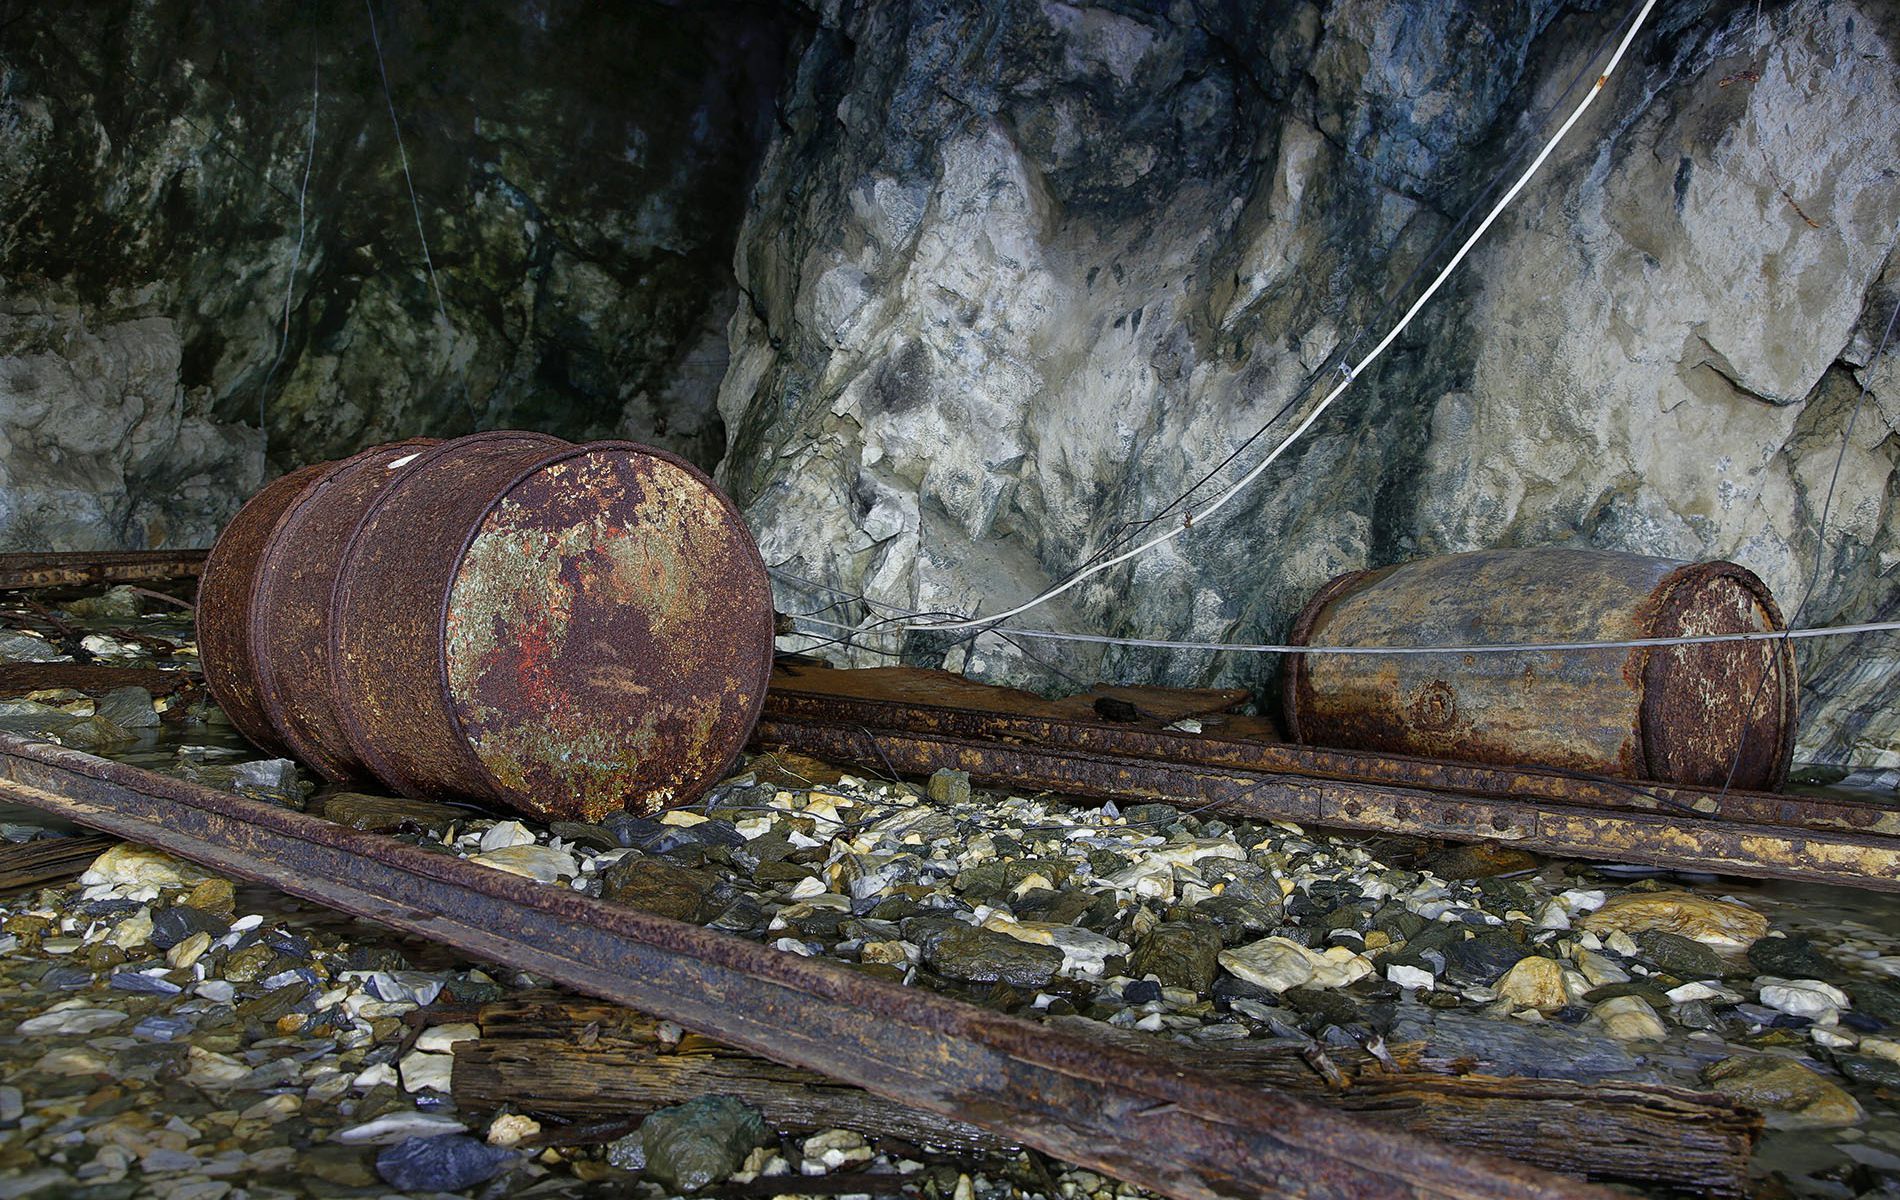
[
  {"xmin": 760, "ymin": 664, "xmax": 1900, "ymax": 892},
  {"xmin": 0, "ymin": 730, "xmax": 1612, "ymax": 1200},
  {"xmin": 198, "ymin": 432, "xmax": 776, "ymax": 822},
  {"xmin": 1284, "ymin": 549, "xmax": 1796, "ymax": 789},
  {"xmin": 0, "ymin": 549, "xmax": 210, "ymax": 591}
]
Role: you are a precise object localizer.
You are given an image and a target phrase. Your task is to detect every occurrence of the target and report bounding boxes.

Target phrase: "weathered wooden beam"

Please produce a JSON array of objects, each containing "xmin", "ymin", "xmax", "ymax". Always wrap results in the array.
[
  {"xmin": 0, "ymin": 731, "xmax": 1614, "ymax": 1200},
  {"xmin": 442, "ymin": 998, "xmax": 1757, "ymax": 1196},
  {"xmin": 0, "ymin": 662, "xmax": 201, "ymax": 697},
  {"xmin": 0, "ymin": 549, "xmax": 208, "ymax": 590},
  {"xmin": 0, "ymin": 834, "xmax": 116, "ymax": 894}
]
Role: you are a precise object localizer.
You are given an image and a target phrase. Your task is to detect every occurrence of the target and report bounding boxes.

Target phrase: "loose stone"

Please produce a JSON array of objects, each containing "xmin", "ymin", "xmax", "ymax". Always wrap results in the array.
[
  {"xmin": 1702, "ymin": 1055, "xmax": 1864, "ymax": 1129},
  {"xmin": 375, "ymin": 1134, "xmax": 515, "ymax": 1192}
]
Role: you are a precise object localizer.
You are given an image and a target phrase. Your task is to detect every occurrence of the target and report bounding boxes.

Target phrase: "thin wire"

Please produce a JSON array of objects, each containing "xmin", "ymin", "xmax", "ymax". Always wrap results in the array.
[
  {"xmin": 1069, "ymin": 5, "xmax": 1627, "ymax": 573},
  {"xmin": 909, "ymin": 0, "xmax": 1661, "ymax": 634},
  {"xmin": 255, "ymin": 58, "xmax": 321, "ymax": 460},
  {"xmin": 365, "ymin": 0, "xmax": 449, "ymax": 328},
  {"xmin": 783, "ymin": 610, "xmax": 1900, "ymax": 656}
]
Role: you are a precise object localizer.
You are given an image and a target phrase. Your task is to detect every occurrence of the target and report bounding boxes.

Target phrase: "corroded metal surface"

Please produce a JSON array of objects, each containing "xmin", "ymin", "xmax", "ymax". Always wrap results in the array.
[
  {"xmin": 442, "ymin": 443, "xmax": 773, "ymax": 821},
  {"xmin": 197, "ymin": 463, "xmax": 334, "ymax": 757},
  {"xmin": 330, "ymin": 432, "xmax": 569, "ymax": 803},
  {"xmin": 754, "ymin": 715, "xmax": 1900, "ymax": 892},
  {"xmin": 250, "ymin": 439, "xmax": 440, "ymax": 784},
  {"xmin": 0, "ymin": 549, "xmax": 210, "ymax": 590},
  {"xmin": 0, "ymin": 731, "xmax": 1613, "ymax": 1200},
  {"xmin": 1283, "ymin": 549, "xmax": 1795, "ymax": 789}
]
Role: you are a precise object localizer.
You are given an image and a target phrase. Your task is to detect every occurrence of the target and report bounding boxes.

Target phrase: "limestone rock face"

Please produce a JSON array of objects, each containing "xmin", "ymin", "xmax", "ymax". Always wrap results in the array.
[
  {"xmin": 721, "ymin": 0, "xmax": 1900, "ymax": 767},
  {"xmin": 0, "ymin": 1, "xmax": 801, "ymax": 549}
]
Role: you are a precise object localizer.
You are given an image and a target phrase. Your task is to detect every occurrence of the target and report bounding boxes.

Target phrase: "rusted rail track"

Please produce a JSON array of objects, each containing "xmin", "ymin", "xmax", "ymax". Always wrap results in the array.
[
  {"xmin": 0, "ymin": 549, "xmax": 208, "ymax": 590},
  {"xmin": 0, "ymin": 730, "xmax": 1612, "ymax": 1200},
  {"xmin": 759, "ymin": 666, "xmax": 1900, "ymax": 892}
]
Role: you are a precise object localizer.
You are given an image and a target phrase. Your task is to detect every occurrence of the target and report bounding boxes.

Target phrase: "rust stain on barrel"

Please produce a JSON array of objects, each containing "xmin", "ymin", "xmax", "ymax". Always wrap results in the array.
[
  {"xmin": 442, "ymin": 443, "xmax": 773, "ymax": 821},
  {"xmin": 1284, "ymin": 549, "xmax": 1795, "ymax": 790}
]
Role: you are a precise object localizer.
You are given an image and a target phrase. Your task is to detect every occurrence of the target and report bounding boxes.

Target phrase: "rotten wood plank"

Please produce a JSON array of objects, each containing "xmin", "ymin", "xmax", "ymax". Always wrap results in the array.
[
  {"xmin": 443, "ymin": 998, "xmax": 1757, "ymax": 1196},
  {"xmin": 0, "ymin": 730, "xmax": 1615, "ymax": 1200},
  {"xmin": 0, "ymin": 549, "xmax": 208, "ymax": 591},
  {"xmin": 0, "ymin": 834, "xmax": 115, "ymax": 894},
  {"xmin": 754, "ymin": 717, "xmax": 1900, "ymax": 892}
]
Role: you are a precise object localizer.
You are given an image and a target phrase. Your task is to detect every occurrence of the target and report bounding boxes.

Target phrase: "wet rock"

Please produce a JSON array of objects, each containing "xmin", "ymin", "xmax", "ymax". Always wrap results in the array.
[
  {"xmin": 322, "ymin": 794, "xmax": 463, "ymax": 835},
  {"xmin": 640, "ymin": 1096, "xmax": 769, "ymax": 1192},
  {"xmin": 1588, "ymin": 994, "xmax": 1664, "ymax": 1040},
  {"xmin": 469, "ymin": 843, "xmax": 579, "ymax": 883},
  {"xmin": 181, "ymin": 877, "xmax": 236, "ymax": 919},
  {"xmin": 1846, "ymin": 978, "xmax": 1900, "ymax": 1025},
  {"xmin": 1283, "ymin": 985, "xmax": 1361, "ymax": 1028},
  {"xmin": 58, "ymin": 714, "xmax": 135, "ymax": 749},
  {"xmin": 1443, "ymin": 929, "xmax": 1525, "ymax": 984},
  {"xmin": 1219, "ymin": 937, "xmax": 1371, "ymax": 994},
  {"xmin": 1758, "ymin": 978, "xmax": 1848, "ymax": 1024},
  {"xmin": 1579, "ymin": 891, "xmax": 1766, "ymax": 949},
  {"xmin": 1192, "ymin": 894, "xmax": 1284, "ymax": 945},
  {"xmin": 917, "ymin": 925, "xmax": 1063, "ymax": 988},
  {"xmin": 0, "ymin": 630, "xmax": 66, "ymax": 662},
  {"xmin": 1702, "ymin": 1055, "xmax": 1864, "ymax": 1129},
  {"xmin": 1495, "ymin": 956, "xmax": 1568, "ymax": 1011},
  {"xmin": 600, "ymin": 854, "xmax": 717, "ymax": 921},
  {"xmin": 548, "ymin": 821, "xmax": 621, "ymax": 851},
  {"xmin": 926, "ymin": 769, "xmax": 972, "ymax": 806},
  {"xmin": 79, "ymin": 844, "xmax": 210, "ymax": 890},
  {"xmin": 151, "ymin": 904, "xmax": 229, "ymax": 951},
  {"xmin": 1131, "ymin": 924, "xmax": 1222, "ymax": 993},
  {"xmin": 94, "ymin": 686, "xmax": 159, "ymax": 729},
  {"xmin": 1839, "ymin": 1054, "xmax": 1900, "ymax": 1091},
  {"xmin": 1748, "ymin": 933, "xmax": 1836, "ymax": 979},
  {"xmin": 1631, "ymin": 930, "xmax": 1729, "ymax": 980},
  {"xmin": 375, "ymin": 1134, "xmax": 514, "ymax": 1192}
]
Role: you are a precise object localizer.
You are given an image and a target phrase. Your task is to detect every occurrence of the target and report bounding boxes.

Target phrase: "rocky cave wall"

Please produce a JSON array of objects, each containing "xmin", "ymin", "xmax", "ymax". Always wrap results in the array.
[
  {"xmin": 3, "ymin": 0, "xmax": 1896, "ymax": 767},
  {"xmin": 719, "ymin": 0, "xmax": 1900, "ymax": 767},
  {"xmin": 0, "ymin": 0, "xmax": 802, "ymax": 549}
]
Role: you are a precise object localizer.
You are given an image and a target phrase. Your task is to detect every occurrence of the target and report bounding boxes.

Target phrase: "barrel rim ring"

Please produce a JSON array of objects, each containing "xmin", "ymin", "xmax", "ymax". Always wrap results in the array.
[
  {"xmin": 199, "ymin": 462, "xmax": 332, "ymax": 759},
  {"xmin": 432, "ymin": 438, "xmax": 776, "ymax": 818},
  {"xmin": 1282, "ymin": 565, "xmax": 1380, "ymax": 745},
  {"xmin": 327, "ymin": 431, "xmax": 569, "ymax": 802},
  {"xmin": 1642, "ymin": 559, "xmax": 1798, "ymax": 791},
  {"xmin": 250, "ymin": 438, "xmax": 440, "ymax": 784}
]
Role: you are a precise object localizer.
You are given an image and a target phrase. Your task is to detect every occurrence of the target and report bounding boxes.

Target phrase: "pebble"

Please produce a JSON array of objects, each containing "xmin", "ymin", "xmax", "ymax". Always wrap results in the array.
[
  {"xmin": 1219, "ymin": 937, "xmax": 1371, "ymax": 994},
  {"xmin": 1495, "ymin": 956, "xmax": 1568, "ymax": 1011},
  {"xmin": 79, "ymin": 844, "xmax": 210, "ymax": 890},
  {"xmin": 1759, "ymin": 978, "xmax": 1849, "ymax": 1025},
  {"xmin": 478, "ymin": 820, "xmax": 537, "ymax": 852},
  {"xmin": 335, "ymin": 1112, "xmax": 467, "ymax": 1144},
  {"xmin": 486, "ymin": 1113, "xmax": 540, "ymax": 1148},
  {"xmin": 1594, "ymin": 995, "xmax": 1667, "ymax": 1041},
  {"xmin": 18, "ymin": 1006, "xmax": 127, "ymax": 1035},
  {"xmin": 376, "ymin": 1134, "xmax": 515, "ymax": 1192}
]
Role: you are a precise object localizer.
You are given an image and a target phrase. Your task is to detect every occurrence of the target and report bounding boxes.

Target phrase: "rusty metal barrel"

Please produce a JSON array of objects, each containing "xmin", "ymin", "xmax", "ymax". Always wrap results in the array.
[
  {"xmin": 249, "ymin": 438, "xmax": 445, "ymax": 783},
  {"xmin": 1282, "ymin": 548, "xmax": 1797, "ymax": 789},
  {"xmin": 202, "ymin": 431, "xmax": 775, "ymax": 822},
  {"xmin": 327, "ymin": 433, "xmax": 775, "ymax": 822}
]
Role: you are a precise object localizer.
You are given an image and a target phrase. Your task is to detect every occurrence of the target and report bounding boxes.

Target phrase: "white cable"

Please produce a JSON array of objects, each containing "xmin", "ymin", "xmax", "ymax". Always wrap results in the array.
[
  {"xmin": 255, "ymin": 60, "xmax": 320, "ymax": 456},
  {"xmin": 366, "ymin": 0, "xmax": 449, "ymax": 325},
  {"xmin": 781, "ymin": 610, "xmax": 1900, "ymax": 656},
  {"xmin": 907, "ymin": 0, "xmax": 1660, "ymax": 634}
]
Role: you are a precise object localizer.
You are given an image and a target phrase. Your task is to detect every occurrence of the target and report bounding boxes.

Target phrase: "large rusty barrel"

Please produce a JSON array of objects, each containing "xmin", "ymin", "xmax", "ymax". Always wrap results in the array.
[
  {"xmin": 1282, "ymin": 548, "xmax": 1797, "ymax": 789},
  {"xmin": 201, "ymin": 431, "xmax": 775, "ymax": 822}
]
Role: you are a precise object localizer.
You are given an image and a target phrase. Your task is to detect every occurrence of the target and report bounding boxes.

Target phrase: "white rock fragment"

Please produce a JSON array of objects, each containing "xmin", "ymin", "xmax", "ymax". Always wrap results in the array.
[
  {"xmin": 399, "ymin": 1049, "xmax": 454, "ymax": 1093},
  {"xmin": 1759, "ymin": 978, "xmax": 1849, "ymax": 1025},
  {"xmin": 416, "ymin": 1022, "xmax": 481, "ymax": 1053},
  {"xmin": 334, "ymin": 1112, "xmax": 465, "ymax": 1144},
  {"xmin": 1385, "ymin": 963, "xmax": 1434, "ymax": 991},
  {"xmin": 487, "ymin": 1113, "xmax": 541, "ymax": 1148},
  {"xmin": 478, "ymin": 821, "xmax": 536, "ymax": 852}
]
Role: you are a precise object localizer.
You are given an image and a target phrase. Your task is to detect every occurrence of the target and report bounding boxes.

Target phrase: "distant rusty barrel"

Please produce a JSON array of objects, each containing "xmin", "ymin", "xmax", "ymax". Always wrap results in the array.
[
  {"xmin": 1283, "ymin": 548, "xmax": 1797, "ymax": 789},
  {"xmin": 328, "ymin": 433, "xmax": 774, "ymax": 822}
]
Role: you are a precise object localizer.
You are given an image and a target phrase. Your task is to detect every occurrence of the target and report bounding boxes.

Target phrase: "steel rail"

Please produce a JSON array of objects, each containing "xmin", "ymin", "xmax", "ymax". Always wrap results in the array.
[
  {"xmin": 755, "ymin": 717, "xmax": 1900, "ymax": 893},
  {"xmin": 0, "ymin": 731, "xmax": 1611, "ymax": 1200},
  {"xmin": 760, "ymin": 669, "xmax": 1900, "ymax": 837},
  {"xmin": 0, "ymin": 549, "xmax": 208, "ymax": 590}
]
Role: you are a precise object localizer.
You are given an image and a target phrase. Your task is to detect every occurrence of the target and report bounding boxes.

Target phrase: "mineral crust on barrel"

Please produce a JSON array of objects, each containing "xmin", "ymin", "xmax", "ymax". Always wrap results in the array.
[
  {"xmin": 329, "ymin": 434, "xmax": 774, "ymax": 822},
  {"xmin": 1283, "ymin": 548, "xmax": 1797, "ymax": 790}
]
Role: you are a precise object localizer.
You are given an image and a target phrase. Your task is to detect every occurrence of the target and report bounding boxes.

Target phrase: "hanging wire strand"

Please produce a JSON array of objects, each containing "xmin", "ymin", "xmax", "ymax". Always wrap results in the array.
[
  {"xmin": 254, "ymin": 57, "xmax": 321, "ymax": 460},
  {"xmin": 905, "ymin": 0, "xmax": 1662, "ymax": 634}
]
